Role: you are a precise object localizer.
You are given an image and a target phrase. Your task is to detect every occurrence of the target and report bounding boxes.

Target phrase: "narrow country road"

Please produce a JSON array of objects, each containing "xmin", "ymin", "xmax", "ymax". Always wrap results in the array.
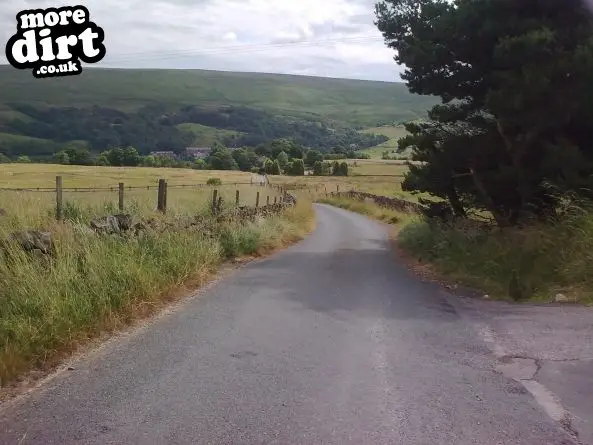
[{"xmin": 0, "ymin": 204, "xmax": 580, "ymax": 444}]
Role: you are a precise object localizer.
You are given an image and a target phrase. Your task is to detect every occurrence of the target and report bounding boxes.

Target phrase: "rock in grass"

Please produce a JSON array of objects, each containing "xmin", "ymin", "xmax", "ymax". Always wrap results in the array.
[
  {"xmin": 8, "ymin": 230, "xmax": 54, "ymax": 255},
  {"xmin": 114, "ymin": 214, "xmax": 133, "ymax": 231},
  {"xmin": 90, "ymin": 214, "xmax": 133, "ymax": 234}
]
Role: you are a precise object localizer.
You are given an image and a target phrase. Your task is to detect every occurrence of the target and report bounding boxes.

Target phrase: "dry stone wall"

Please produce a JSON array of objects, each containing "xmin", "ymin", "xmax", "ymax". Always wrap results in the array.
[{"xmin": 331, "ymin": 190, "xmax": 424, "ymax": 214}]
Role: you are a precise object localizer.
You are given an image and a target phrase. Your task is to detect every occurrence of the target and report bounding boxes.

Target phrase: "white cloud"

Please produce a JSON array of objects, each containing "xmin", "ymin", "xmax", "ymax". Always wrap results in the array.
[
  {"xmin": 221, "ymin": 31, "xmax": 237, "ymax": 42},
  {"xmin": 0, "ymin": 0, "xmax": 404, "ymax": 81}
]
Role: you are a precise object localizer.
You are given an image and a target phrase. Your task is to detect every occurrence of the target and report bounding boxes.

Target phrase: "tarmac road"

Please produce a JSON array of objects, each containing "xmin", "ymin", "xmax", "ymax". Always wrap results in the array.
[{"xmin": 0, "ymin": 204, "xmax": 581, "ymax": 444}]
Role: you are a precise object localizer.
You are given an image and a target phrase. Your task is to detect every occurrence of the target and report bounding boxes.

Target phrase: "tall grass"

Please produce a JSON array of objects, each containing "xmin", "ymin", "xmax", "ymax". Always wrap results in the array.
[
  {"xmin": 398, "ymin": 206, "xmax": 593, "ymax": 304},
  {"xmin": 0, "ymin": 199, "xmax": 314, "ymax": 387}
]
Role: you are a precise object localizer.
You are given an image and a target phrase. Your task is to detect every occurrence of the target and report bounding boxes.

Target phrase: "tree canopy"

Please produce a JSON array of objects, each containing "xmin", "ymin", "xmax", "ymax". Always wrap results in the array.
[{"xmin": 376, "ymin": 0, "xmax": 593, "ymax": 225}]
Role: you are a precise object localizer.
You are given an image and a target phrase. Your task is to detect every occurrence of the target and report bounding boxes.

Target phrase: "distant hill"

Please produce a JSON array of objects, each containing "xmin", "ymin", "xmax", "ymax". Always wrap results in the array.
[
  {"xmin": 0, "ymin": 66, "xmax": 439, "ymax": 159},
  {"xmin": 0, "ymin": 66, "xmax": 437, "ymax": 127}
]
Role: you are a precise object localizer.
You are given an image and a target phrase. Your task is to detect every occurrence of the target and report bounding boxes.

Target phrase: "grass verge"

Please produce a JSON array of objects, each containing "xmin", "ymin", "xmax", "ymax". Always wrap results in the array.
[
  {"xmin": 397, "ymin": 208, "xmax": 593, "ymax": 305},
  {"xmin": 0, "ymin": 200, "xmax": 315, "ymax": 388}
]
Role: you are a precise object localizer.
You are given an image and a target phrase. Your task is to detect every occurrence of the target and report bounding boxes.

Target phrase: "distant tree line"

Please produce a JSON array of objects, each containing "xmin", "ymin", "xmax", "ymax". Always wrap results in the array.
[
  {"xmin": 9, "ymin": 137, "xmax": 351, "ymax": 177},
  {"xmin": 0, "ymin": 103, "xmax": 387, "ymax": 159}
]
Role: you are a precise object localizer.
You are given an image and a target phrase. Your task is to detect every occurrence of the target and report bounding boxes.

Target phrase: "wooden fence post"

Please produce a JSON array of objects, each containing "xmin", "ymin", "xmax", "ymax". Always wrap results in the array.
[
  {"xmin": 118, "ymin": 182, "xmax": 124, "ymax": 212},
  {"xmin": 212, "ymin": 189, "xmax": 218, "ymax": 212},
  {"xmin": 163, "ymin": 181, "xmax": 168, "ymax": 213},
  {"xmin": 157, "ymin": 179, "xmax": 167, "ymax": 213},
  {"xmin": 256, "ymin": 191, "xmax": 260, "ymax": 208},
  {"xmin": 55, "ymin": 176, "xmax": 63, "ymax": 221},
  {"xmin": 235, "ymin": 189, "xmax": 240, "ymax": 206}
]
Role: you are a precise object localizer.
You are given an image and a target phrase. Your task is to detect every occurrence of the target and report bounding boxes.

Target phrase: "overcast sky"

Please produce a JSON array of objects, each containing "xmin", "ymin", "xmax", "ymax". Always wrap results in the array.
[{"xmin": 0, "ymin": 0, "xmax": 404, "ymax": 82}]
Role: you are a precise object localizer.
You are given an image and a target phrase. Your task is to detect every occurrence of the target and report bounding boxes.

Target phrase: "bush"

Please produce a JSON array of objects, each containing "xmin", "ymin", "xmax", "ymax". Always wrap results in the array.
[
  {"xmin": 206, "ymin": 177, "xmax": 222, "ymax": 186},
  {"xmin": 16, "ymin": 155, "xmax": 31, "ymax": 163},
  {"xmin": 312, "ymin": 160, "xmax": 332, "ymax": 176},
  {"xmin": 288, "ymin": 159, "xmax": 305, "ymax": 176},
  {"xmin": 218, "ymin": 225, "xmax": 262, "ymax": 258},
  {"xmin": 331, "ymin": 161, "xmax": 348, "ymax": 176}
]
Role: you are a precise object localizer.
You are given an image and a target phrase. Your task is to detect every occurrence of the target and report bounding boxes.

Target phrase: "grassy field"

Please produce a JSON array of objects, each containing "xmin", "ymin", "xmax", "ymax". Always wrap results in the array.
[
  {"xmin": 265, "ymin": 159, "xmax": 425, "ymax": 201},
  {"xmin": 274, "ymin": 158, "xmax": 429, "ymax": 200},
  {"xmin": 0, "ymin": 160, "xmax": 411, "ymax": 195},
  {"xmin": 0, "ymin": 164, "xmax": 253, "ymax": 188},
  {"xmin": 0, "ymin": 161, "xmax": 411, "ymax": 197},
  {"xmin": 0, "ymin": 164, "xmax": 280, "ymax": 228},
  {"xmin": 360, "ymin": 125, "xmax": 411, "ymax": 159},
  {"xmin": 0, "ymin": 164, "xmax": 316, "ymax": 387},
  {"xmin": 0, "ymin": 104, "xmax": 31, "ymax": 123},
  {"xmin": 0, "ymin": 132, "xmax": 51, "ymax": 145},
  {"xmin": 0, "ymin": 66, "xmax": 437, "ymax": 127},
  {"xmin": 176, "ymin": 123, "xmax": 243, "ymax": 146},
  {"xmin": 347, "ymin": 158, "xmax": 409, "ymax": 176}
]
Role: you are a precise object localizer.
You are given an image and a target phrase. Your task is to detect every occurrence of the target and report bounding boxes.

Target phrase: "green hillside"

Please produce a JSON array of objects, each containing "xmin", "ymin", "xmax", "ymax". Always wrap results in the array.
[
  {"xmin": 0, "ymin": 66, "xmax": 437, "ymax": 127},
  {"xmin": 361, "ymin": 125, "xmax": 410, "ymax": 158},
  {"xmin": 176, "ymin": 123, "xmax": 243, "ymax": 146}
]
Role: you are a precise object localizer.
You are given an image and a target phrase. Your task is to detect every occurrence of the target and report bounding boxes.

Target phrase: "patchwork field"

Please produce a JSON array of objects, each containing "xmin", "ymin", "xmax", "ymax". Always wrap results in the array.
[
  {"xmin": 176, "ymin": 123, "xmax": 244, "ymax": 146},
  {"xmin": 360, "ymin": 125, "xmax": 410, "ymax": 158}
]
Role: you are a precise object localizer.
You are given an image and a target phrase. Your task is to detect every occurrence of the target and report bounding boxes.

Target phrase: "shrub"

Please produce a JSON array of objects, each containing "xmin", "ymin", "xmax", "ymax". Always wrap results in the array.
[{"xmin": 206, "ymin": 177, "xmax": 222, "ymax": 186}]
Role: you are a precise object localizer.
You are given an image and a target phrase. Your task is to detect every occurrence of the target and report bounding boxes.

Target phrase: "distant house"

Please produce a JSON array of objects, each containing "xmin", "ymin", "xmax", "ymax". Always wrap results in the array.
[
  {"xmin": 185, "ymin": 147, "xmax": 211, "ymax": 159},
  {"xmin": 150, "ymin": 151, "xmax": 176, "ymax": 159}
]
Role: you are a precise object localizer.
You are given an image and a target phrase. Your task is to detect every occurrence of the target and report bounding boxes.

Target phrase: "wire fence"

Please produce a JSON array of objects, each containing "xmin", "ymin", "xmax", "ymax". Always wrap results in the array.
[
  {"xmin": 0, "ymin": 177, "xmax": 299, "ymax": 227},
  {"xmin": 0, "ymin": 182, "xmax": 256, "ymax": 193},
  {"xmin": 0, "ymin": 174, "xmax": 411, "ymax": 229}
]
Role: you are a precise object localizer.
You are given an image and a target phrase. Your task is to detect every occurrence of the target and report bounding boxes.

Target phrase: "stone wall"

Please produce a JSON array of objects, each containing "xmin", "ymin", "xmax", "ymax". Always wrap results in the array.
[{"xmin": 330, "ymin": 190, "xmax": 423, "ymax": 214}]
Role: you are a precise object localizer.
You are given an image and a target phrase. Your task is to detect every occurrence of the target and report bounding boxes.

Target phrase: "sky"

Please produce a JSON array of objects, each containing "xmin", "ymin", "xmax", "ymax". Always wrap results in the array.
[{"xmin": 0, "ymin": 0, "xmax": 404, "ymax": 82}]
